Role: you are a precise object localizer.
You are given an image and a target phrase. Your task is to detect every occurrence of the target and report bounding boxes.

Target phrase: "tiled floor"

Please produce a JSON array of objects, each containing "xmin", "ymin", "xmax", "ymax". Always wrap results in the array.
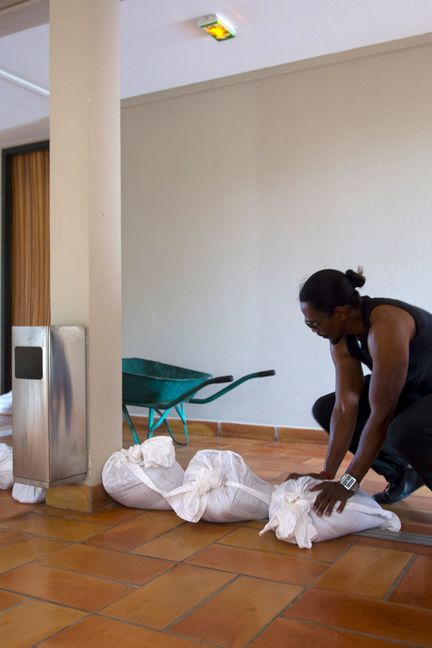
[{"xmin": 0, "ymin": 424, "xmax": 431, "ymax": 647}]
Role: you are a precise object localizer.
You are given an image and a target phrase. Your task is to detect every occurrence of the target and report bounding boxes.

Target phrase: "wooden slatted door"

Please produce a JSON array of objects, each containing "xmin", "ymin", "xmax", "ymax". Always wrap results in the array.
[{"xmin": 10, "ymin": 148, "xmax": 50, "ymax": 326}]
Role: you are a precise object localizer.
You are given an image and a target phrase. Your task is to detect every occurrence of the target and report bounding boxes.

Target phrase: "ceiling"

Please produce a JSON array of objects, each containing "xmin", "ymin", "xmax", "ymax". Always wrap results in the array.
[{"xmin": 1, "ymin": 0, "xmax": 432, "ymax": 147}]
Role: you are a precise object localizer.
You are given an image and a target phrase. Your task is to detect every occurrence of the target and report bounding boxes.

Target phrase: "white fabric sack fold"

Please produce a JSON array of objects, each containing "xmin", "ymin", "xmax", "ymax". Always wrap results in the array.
[
  {"xmin": 260, "ymin": 476, "xmax": 401, "ymax": 549},
  {"xmin": 0, "ymin": 443, "xmax": 13, "ymax": 489},
  {"xmin": 0, "ymin": 391, "xmax": 12, "ymax": 415},
  {"xmin": 165, "ymin": 449, "xmax": 273, "ymax": 523},
  {"xmin": 12, "ymin": 483, "xmax": 46, "ymax": 503},
  {"xmin": 102, "ymin": 436, "xmax": 184, "ymax": 510}
]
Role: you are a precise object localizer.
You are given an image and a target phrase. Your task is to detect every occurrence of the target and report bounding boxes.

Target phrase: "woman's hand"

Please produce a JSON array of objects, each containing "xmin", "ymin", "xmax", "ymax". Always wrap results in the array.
[{"xmin": 310, "ymin": 480, "xmax": 355, "ymax": 516}]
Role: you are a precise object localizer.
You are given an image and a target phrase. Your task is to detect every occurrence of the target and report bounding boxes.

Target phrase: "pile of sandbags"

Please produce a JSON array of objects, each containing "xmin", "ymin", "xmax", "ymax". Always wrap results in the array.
[
  {"xmin": 259, "ymin": 476, "xmax": 401, "ymax": 549},
  {"xmin": 101, "ymin": 437, "xmax": 402, "ymax": 546},
  {"xmin": 102, "ymin": 436, "xmax": 184, "ymax": 509},
  {"xmin": 165, "ymin": 449, "xmax": 273, "ymax": 523}
]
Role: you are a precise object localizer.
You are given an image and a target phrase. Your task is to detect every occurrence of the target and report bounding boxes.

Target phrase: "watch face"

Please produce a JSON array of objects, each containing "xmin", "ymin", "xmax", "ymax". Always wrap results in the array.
[{"xmin": 341, "ymin": 474, "xmax": 357, "ymax": 490}]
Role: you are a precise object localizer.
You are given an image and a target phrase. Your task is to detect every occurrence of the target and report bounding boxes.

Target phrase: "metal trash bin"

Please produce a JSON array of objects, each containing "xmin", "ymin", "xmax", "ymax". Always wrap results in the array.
[{"xmin": 12, "ymin": 326, "xmax": 87, "ymax": 488}]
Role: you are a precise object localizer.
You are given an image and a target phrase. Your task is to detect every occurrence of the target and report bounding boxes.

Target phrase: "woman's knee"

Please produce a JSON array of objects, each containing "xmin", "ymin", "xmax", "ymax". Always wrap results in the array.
[
  {"xmin": 312, "ymin": 393, "xmax": 335, "ymax": 432},
  {"xmin": 388, "ymin": 405, "xmax": 432, "ymax": 456},
  {"xmin": 386, "ymin": 417, "xmax": 407, "ymax": 454}
]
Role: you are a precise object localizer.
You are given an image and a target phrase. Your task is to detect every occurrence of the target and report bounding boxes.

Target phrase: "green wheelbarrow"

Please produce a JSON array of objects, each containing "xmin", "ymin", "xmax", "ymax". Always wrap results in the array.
[{"xmin": 122, "ymin": 358, "xmax": 275, "ymax": 445}]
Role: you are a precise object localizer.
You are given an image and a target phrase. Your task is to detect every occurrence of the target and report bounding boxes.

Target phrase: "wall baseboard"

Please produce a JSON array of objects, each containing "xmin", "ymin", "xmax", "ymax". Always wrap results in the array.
[{"xmin": 125, "ymin": 414, "xmax": 328, "ymax": 445}]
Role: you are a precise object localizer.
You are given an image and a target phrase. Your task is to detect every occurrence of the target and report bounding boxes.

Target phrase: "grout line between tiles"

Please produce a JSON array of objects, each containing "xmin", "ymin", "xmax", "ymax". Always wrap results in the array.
[
  {"xmin": 0, "ymin": 584, "xmax": 95, "ymax": 614},
  {"xmin": 95, "ymin": 610, "xmax": 222, "ymax": 647},
  {"xmin": 163, "ymin": 573, "xmax": 241, "ymax": 632},
  {"xmin": 27, "ymin": 555, "xmax": 177, "ymax": 590},
  {"xmin": 33, "ymin": 611, "xmax": 92, "ymax": 648},
  {"xmin": 383, "ymin": 552, "xmax": 418, "ymax": 602},
  {"xmin": 252, "ymin": 616, "xmax": 421, "ymax": 648},
  {"xmin": 130, "ymin": 521, "xmax": 244, "ymax": 562},
  {"xmin": 269, "ymin": 536, "xmax": 358, "ymax": 615},
  {"xmin": 213, "ymin": 536, "xmax": 345, "ymax": 566},
  {"xmin": 230, "ymin": 583, "xmax": 307, "ymax": 648}
]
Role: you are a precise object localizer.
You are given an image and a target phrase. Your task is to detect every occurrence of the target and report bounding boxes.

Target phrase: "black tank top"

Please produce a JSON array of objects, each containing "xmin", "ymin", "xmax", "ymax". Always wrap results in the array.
[{"xmin": 346, "ymin": 296, "xmax": 432, "ymax": 399}]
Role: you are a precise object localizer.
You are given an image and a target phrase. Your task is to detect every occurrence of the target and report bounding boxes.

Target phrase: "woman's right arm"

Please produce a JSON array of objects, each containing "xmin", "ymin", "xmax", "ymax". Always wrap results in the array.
[{"xmin": 323, "ymin": 338, "xmax": 364, "ymax": 478}]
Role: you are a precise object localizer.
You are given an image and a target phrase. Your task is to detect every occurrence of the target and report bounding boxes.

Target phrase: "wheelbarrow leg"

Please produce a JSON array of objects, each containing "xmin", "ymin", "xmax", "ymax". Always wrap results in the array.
[
  {"xmin": 122, "ymin": 404, "xmax": 141, "ymax": 445},
  {"xmin": 174, "ymin": 403, "xmax": 189, "ymax": 446},
  {"xmin": 146, "ymin": 406, "xmax": 188, "ymax": 446},
  {"xmin": 148, "ymin": 408, "xmax": 155, "ymax": 439}
]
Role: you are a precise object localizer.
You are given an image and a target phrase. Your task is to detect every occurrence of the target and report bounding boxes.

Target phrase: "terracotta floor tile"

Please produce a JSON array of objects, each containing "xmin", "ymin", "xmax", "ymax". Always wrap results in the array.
[
  {"xmin": 219, "ymin": 527, "xmax": 353, "ymax": 562},
  {"xmin": 0, "ymin": 563, "xmax": 132, "ymax": 611},
  {"xmin": 390, "ymin": 555, "xmax": 432, "ymax": 609},
  {"xmin": 40, "ymin": 543, "xmax": 172, "ymax": 585},
  {"xmin": 284, "ymin": 589, "xmax": 432, "ymax": 646},
  {"xmin": 355, "ymin": 535, "xmax": 432, "ymax": 557},
  {"xmin": 315, "ymin": 545, "xmax": 412, "ymax": 598},
  {"xmin": 0, "ymin": 512, "xmax": 109, "ymax": 541},
  {"xmin": 186, "ymin": 543, "xmax": 326, "ymax": 585},
  {"xmin": 249, "ymin": 617, "xmax": 408, "ymax": 648},
  {"xmin": 0, "ymin": 496, "xmax": 36, "ymax": 521},
  {"xmin": 393, "ymin": 492, "xmax": 432, "ymax": 513},
  {"xmin": 391, "ymin": 505, "xmax": 432, "ymax": 525},
  {"xmin": 172, "ymin": 575, "xmax": 301, "ymax": 647},
  {"xmin": 36, "ymin": 504, "xmax": 143, "ymax": 525},
  {"xmin": 39, "ymin": 615, "xmax": 201, "ymax": 647},
  {"xmin": 102, "ymin": 563, "xmax": 234, "ymax": 629},
  {"xmin": 245, "ymin": 520, "xmax": 267, "ymax": 528},
  {"xmin": 0, "ymin": 599, "xmax": 86, "ymax": 648},
  {"xmin": 84, "ymin": 510, "xmax": 183, "ymax": 551},
  {"xmin": 134, "ymin": 521, "xmax": 239, "ymax": 561},
  {"xmin": 0, "ymin": 590, "xmax": 25, "ymax": 611},
  {"xmin": 0, "ymin": 529, "xmax": 27, "ymax": 545},
  {"xmin": 400, "ymin": 521, "xmax": 432, "ymax": 535},
  {"xmin": 0, "ymin": 536, "xmax": 70, "ymax": 573}
]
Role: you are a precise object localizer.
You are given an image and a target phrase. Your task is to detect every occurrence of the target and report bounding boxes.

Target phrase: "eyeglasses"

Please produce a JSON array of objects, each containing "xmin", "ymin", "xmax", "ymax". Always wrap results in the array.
[{"xmin": 304, "ymin": 314, "xmax": 329, "ymax": 330}]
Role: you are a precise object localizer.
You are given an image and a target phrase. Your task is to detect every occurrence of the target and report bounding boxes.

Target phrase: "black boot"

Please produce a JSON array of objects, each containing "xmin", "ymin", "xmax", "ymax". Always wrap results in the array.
[{"xmin": 373, "ymin": 467, "xmax": 425, "ymax": 505}]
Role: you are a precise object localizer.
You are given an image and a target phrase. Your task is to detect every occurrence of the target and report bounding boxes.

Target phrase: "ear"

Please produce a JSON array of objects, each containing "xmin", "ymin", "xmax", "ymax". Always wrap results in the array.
[{"xmin": 333, "ymin": 305, "xmax": 350, "ymax": 321}]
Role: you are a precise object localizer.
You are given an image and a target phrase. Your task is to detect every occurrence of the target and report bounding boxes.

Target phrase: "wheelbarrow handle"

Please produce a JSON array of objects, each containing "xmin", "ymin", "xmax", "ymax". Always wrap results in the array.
[
  {"xmin": 254, "ymin": 370, "xmax": 276, "ymax": 378},
  {"xmin": 211, "ymin": 374, "xmax": 234, "ymax": 384},
  {"xmin": 189, "ymin": 369, "xmax": 276, "ymax": 404}
]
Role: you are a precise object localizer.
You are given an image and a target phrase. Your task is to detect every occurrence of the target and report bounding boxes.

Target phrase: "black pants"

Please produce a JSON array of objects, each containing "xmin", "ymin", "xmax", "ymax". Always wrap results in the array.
[{"xmin": 312, "ymin": 375, "xmax": 432, "ymax": 489}]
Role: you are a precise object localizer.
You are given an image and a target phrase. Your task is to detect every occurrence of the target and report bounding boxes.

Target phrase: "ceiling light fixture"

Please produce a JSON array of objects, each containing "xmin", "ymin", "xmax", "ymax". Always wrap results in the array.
[{"xmin": 198, "ymin": 13, "xmax": 236, "ymax": 42}]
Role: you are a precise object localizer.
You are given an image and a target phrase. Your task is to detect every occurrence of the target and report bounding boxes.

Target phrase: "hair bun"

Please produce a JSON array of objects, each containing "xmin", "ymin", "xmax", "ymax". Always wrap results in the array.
[{"xmin": 345, "ymin": 268, "xmax": 366, "ymax": 288}]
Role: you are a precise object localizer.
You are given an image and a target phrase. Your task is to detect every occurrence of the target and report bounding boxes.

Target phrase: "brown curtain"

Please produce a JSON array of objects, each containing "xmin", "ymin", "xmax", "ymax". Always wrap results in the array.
[{"xmin": 11, "ymin": 149, "xmax": 50, "ymax": 326}]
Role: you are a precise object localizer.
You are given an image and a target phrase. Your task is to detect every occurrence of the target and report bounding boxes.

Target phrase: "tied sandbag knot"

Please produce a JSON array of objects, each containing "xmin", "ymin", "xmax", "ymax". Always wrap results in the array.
[
  {"xmin": 122, "ymin": 445, "xmax": 144, "ymax": 464},
  {"xmin": 191, "ymin": 467, "xmax": 223, "ymax": 496},
  {"xmin": 281, "ymin": 490, "xmax": 312, "ymax": 512}
]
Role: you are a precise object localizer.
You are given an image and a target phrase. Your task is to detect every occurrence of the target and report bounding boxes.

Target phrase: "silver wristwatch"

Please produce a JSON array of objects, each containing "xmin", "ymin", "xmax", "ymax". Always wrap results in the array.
[{"xmin": 339, "ymin": 473, "xmax": 359, "ymax": 491}]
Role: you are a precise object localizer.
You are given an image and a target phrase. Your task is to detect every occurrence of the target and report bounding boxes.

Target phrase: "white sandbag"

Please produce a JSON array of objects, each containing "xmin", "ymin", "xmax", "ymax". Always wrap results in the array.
[
  {"xmin": 102, "ymin": 435, "xmax": 184, "ymax": 510},
  {"xmin": 0, "ymin": 391, "xmax": 12, "ymax": 415},
  {"xmin": 0, "ymin": 443, "xmax": 13, "ymax": 489},
  {"xmin": 165, "ymin": 449, "xmax": 273, "ymax": 523},
  {"xmin": 260, "ymin": 476, "xmax": 401, "ymax": 549},
  {"xmin": 12, "ymin": 483, "xmax": 46, "ymax": 503}
]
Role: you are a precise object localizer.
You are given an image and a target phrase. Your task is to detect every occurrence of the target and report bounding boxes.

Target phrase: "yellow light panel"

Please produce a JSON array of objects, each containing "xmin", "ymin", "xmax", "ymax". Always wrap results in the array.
[{"xmin": 198, "ymin": 14, "xmax": 237, "ymax": 41}]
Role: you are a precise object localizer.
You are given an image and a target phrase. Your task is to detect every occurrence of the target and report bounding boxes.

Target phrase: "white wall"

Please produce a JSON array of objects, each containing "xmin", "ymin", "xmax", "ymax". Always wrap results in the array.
[{"xmin": 121, "ymin": 41, "xmax": 432, "ymax": 427}]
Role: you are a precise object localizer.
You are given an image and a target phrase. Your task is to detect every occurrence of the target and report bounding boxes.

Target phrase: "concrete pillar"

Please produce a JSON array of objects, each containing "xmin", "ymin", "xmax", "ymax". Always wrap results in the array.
[{"xmin": 48, "ymin": 0, "xmax": 121, "ymax": 510}]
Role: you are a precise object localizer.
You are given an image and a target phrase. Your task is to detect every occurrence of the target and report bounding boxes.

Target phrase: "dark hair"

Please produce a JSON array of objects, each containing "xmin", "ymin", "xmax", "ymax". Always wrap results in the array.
[{"xmin": 299, "ymin": 268, "xmax": 366, "ymax": 313}]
